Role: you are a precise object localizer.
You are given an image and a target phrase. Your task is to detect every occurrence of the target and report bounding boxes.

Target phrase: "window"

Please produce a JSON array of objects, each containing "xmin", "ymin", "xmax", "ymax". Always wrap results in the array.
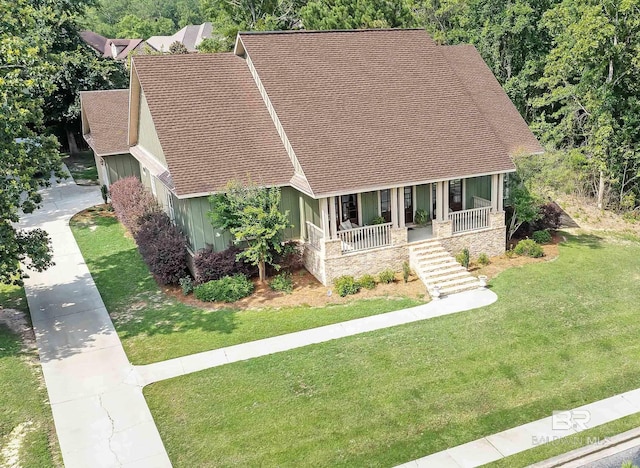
[
  {"xmin": 335, "ymin": 194, "xmax": 359, "ymax": 226},
  {"xmin": 449, "ymin": 179, "xmax": 462, "ymax": 211},
  {"xmin": 404, "ymin": 187, "xmax": 413, "ymax": 224},
  {"xmin": 380, "ymin": 189, "xmax": 391, "ymax": 223}
]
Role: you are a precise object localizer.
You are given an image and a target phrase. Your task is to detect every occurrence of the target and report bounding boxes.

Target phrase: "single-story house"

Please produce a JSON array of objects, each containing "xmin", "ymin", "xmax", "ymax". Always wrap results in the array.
[
  {"xmin": 80, "ymin": 29, "xmax": 543, "ymax": 293},
  {"xmin": 80, "ymin": 30, "xmax": 144, "ymax": 60}
]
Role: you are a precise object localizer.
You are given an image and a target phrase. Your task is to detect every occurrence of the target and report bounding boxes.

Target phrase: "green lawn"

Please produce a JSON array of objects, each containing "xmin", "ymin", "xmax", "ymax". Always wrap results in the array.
[
  {"xmin": 144, "ymin": 234, "xmax": 640, "ymax": 467},
  {"xmin": 70, "ymin": 210, "xmax": 422, "ymax": 365},
  {"xmin": 0, "ymin": 283, "xmax": 61, "ymax": 467},
  {"xmin": 63, "ymin": 151, "xmax": 98, "ymax": 183}
]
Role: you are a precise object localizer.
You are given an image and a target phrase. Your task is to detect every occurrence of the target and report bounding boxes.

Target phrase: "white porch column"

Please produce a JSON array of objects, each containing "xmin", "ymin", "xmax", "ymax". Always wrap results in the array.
[
  {"xmin": 398, "ymin": 187, "xmax": 406, "ymax": 228},
  {"xmin": 462, "ymin": 179, "xmax": 467, "ymax": 210},
  {"xmin": 491, "ymin": 174, "xmax": 500, "ymax": 212},
  {"xmin": 390, "ymin": 187, "xmax": 399, "ymax": 228},
  {"xmin": 299, "ymin": 196, "xmax": 306, "ymax": 240},
  {"xmin": 319, "ymin": 198, "xmax": 330, "ymax": 238},
  {"xmin": 328, "ymin": 196, "xmax": 338, "ymax": 239},
  {"xmin": 498, "ymin": 173, "xmax": 505, "ymax": 212},
  {"xmin": 442, "ymin": 180, "xmax": 450, "ymax": 219},
  {"xmin": 435, "ymin": 182, "xmax": 444, "ymax": 221}
]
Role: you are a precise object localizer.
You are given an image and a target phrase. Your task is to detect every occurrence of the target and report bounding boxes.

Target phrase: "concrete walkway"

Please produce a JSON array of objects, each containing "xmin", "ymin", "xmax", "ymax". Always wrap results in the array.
[
  {"xmin": 135, "ymin": 288, "xmax": 498, "ymax": 385},
  {"xmin": 19, "ymin": 177, "xmax": 170, "ymax": 468},
  {"xmin": 396, "ymin": 389, "xmax": 640, "ymax": 468}
]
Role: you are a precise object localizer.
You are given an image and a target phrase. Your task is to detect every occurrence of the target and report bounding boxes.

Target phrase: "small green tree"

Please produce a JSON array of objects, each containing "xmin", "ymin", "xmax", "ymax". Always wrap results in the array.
[
  {"xmin": 209, "ymin": 180, "xmax": 290, "ymax": 283},
  {"xmin": 507, "ymin": 185, "xmax": 540, "ymax": 240},
  {"xmin": 169, "ymin": 41, "xmax": 189, "ymax": 54}
]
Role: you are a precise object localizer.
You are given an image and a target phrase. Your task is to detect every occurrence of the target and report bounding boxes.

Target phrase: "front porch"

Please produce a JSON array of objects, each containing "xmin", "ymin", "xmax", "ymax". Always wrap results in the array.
[{"xmin": 300, "ymin": 173, "xmax": 508, "ymax": 286}]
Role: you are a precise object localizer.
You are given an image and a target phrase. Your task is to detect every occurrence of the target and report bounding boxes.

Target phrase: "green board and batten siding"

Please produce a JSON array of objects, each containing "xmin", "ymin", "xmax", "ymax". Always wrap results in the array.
[
  {"xmin": 465, "ymin": 176, "xmax": 491, "ymax": 208},
  {"xmin": 415, "ymin": 184, "xmax": 431, "ymax": 217},
  {"xmin": 280, "ymin": 186, "xmax": 301, "ymax": 240},
  {"xmin": 106, "ymin": 154, "xmax": 140, "ymax": 185},
  {"xmin": 138, "ymin": 91, "xmax": 167, "ymax": 165},
  {"xmin": 360, "ymin": 191, "xmax": 378, "ymax": 225}
]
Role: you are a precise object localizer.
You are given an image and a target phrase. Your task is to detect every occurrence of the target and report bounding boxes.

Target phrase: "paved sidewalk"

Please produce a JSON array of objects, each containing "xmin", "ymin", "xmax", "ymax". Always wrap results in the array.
[
  {"xmin": 396, "ymin": 389, "xmax": 640, "ymax": 468},
  {"xmin": 136, "ymin": 288, "xmax": 498, "ymax": 385},
  {"xmin": 19, "ymin": 177, "xmax": 170, "ymax": 468}
]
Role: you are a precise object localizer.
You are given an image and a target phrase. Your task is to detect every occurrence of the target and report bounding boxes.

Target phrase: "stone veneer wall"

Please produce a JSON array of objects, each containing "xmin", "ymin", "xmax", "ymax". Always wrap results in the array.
[
  {"xmin": 303, "ymin": 244, "xmax": 326, "ymax": 285},
  {"xmin": 436, "ymin": 212, "xmax": 506, "ymax": 258},
  {"xmin": 322, "ymin": 228, "xmax": 409, "ymax": 286}
]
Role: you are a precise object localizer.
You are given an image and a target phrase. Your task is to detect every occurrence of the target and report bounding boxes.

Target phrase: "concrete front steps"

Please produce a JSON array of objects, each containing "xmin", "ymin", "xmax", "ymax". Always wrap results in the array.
[{"xmin": 409, "ymin": 239, "xmax": 482, "ymax": 296}]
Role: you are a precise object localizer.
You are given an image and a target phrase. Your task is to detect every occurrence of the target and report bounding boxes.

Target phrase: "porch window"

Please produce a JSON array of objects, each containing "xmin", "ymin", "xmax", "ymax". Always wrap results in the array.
[
  {"xmin": 404, "ymin": 187, "xmax": 413, "ymax": 224},
  {"xmin": 336, "ymin": 194, "xmax": 359, "ymax": 225},
  {"xmin": 379, "ymin": 189, "xmax": 391, "ymax": 223},
  {"xmin": 449, "ymin": 179, "xmax": 462, "ymax": 212}
]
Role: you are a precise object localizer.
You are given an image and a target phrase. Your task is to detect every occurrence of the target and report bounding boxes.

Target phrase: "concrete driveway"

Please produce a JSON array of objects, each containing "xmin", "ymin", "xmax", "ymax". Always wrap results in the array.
[{"xmin": 18, "ymin": 176, "xmax": 170, "ymax": 467}]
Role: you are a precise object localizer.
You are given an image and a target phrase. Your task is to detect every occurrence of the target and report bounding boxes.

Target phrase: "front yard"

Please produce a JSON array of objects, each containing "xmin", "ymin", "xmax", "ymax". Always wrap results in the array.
[
  {"xmin": 143, "ymin": 234, "xmax": 640, "ymax": 466},
  {"xmin": 0, "ymin": 283, "xmax": 61, "ymax": 467},
  {"xmin": 70, "ymin": 209, "xmax": 423, "ymax": 364}
]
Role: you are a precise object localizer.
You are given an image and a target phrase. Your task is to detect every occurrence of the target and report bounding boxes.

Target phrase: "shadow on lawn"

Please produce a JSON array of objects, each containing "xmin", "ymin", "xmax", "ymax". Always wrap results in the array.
[
  {"xmin": 560, "ymin": 232, "xmax": 604, "ymax": 249},
  {"xmin": 86, "ymin": 244, "xmax": 240, "ymax": 338}
]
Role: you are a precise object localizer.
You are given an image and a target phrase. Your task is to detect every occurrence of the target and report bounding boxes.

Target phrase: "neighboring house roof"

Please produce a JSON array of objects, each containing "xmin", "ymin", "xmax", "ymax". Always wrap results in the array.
[
  {"xmin": 236, "ymin": 29, "xmax": 532, "ymax": 196},
  {"xmin": 132, "ymin": 54, "xmax": 294, "ymax": 196},
  {"xmin": 146, "ymin": 23, "xmax": 213, "ymax": 52},
  {"xmin": 80, "ymin": 90, "xmax": 130, "ymax": 156},
  {"xmin": 442, "ymin": 45, "xmax": 543, "ymax": 156},
  {"xmin": 80, "ymin": 30, "xmax": 144, "ymax": 60}
]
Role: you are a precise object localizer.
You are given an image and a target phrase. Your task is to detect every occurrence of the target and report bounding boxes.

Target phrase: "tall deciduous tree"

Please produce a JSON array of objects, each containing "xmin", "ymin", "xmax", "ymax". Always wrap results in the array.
[
  {"xmin": 1, "ymin": 0, "xmax": 66, "ymax": 284},
  {"xmin": 209, "ymin": 181, "xmax": 291, "ymax": 283},
  {"xmin": 534, "ymin": 0, "xmax": 640, "ymax": 209},
  {"xmin": 300, "ymin": 0, "xmax": 416, "ymax": 29}
]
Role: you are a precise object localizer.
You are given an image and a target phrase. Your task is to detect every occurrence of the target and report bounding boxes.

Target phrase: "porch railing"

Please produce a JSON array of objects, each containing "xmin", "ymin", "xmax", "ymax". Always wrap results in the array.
[
  {"xmin": 472, "ymin": 196, "xmax": 492, "ymax": 209},
  {"xmin": 449, "ymin": 206, "xmax": 491, "ymax": 234},
  {"xmin": 306, "ymin": 221, "xmax": 324, "ymax": 250},
  {"xmin": 337, "ymin": 222, "xmax": 392, "ymax": 253}
]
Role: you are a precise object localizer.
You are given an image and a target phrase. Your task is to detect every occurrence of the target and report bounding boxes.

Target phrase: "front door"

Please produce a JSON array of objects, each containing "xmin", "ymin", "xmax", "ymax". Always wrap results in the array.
[{"xmin": 404, "ymin": 187, "xmax": 413, "ymax": 224}]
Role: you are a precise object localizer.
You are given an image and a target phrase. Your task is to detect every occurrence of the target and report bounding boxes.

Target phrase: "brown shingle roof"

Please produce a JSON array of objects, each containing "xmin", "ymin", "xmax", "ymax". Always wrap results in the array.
[
  {"xmin": 239, "ymin": 29, "xmax": 527, "ymax": 196},
  {"xmin": 442, "ymin": 45, "xmax": 543, "ymax": 155},
  {"xmin": 80, "ymin": 89, "xmax": 130, "ymax": 156},
  {"xmin": 132, "ymin": 53, "xmax": 294, "ymax": 196}
]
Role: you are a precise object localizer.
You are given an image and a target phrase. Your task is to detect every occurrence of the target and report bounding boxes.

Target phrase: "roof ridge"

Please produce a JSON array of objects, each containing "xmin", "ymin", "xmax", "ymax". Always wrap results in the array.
[{"xmin": 239, "ymin": 28, "xmax": 426, "ymax": 36}]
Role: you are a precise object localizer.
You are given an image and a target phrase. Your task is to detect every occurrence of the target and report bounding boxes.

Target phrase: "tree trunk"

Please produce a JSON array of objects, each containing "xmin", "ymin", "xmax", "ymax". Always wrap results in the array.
[
  {"xmin": 597, "ymin": 169, "xmax": 605, "ymax": 210},
  {"xmin": 258, "ymin": 260, "xmax": 266, "ymax": 283},
  {"xmin": 66, "ymin": 128, "xmax": 79, "ymax": 156}
]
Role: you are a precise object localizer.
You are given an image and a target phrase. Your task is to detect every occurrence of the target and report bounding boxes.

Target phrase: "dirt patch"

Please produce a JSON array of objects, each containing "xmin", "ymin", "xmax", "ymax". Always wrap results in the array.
[
  {"xmin": 0, "ymin": 421, "xmax": 37, "ymax": 468},
  {"xmin": 556, "ymin": 195, "xmax": 640, "ymax": 238},
  {"xmin": 71, "ymin": 205, "xmax": 115, "ymax": 225},
  {"xmin": 0, "ymin": 309, "xmax": 36, "ymax": 352},
  {"xmin": 163, "ymin": 269, "xmax": 428, "ymax": 310}
]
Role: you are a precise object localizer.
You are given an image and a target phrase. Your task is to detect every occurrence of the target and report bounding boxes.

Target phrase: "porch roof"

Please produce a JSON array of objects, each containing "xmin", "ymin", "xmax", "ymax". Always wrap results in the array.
[
  {"xmin": 238, "ymin": 29, "xmax": 534, "ymax": 197},
  {"xmin": 80, "ymin": 90, "xmax": 130, "ymax": 156}
]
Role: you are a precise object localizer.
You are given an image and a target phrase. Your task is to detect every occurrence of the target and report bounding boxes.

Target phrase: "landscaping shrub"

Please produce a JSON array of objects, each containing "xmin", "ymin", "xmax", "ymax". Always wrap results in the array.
[
  {"xmin": 514, "ymin": 239, "xmax": 544, "ymax": 258},
  {"xmin": 179, "ymin": 276, "xmax": 193, "ymax": 295},
  {"xmin": 455, "ymin": 248, "xmax": 470, "ymax": 269},
  {"xmin": 269, "ymin": 272, "xmax": 293, "ymax": 294},
  {"xmin": 414, "ymin": 208, "xmax": 429, "ymax": 226},
  {"xmin": 100, "ymin": 184, "xmax": 109, "ymax": 204},
  {"xmin": 334, "ymin": 275, "xmax": 360, "ymax": 297},
  {"xmin": 135, "ymin": 211, "xmax": 188, "ymax": 285},
  {"xmin": 378, "ymin": 269, "xmax": 395, "ymax": 284},
  {"xmin": 108, "ymin": 177, "xmax": 158, "ymax": 234},
  {"xmin": 532, "ymin": 229, "xmax": 552, "ymax": 244},
  {"xmin": 193, "ymin": 274, "xmax": 254, "ymax": 302},
  {"xmin": 277, "ymin": 241, "xmax": 304, "ymax": 273},
  {"xmin": 370, "ymin": 216, "xmax": 386, "ymax": 225},
  {"xmin": 402, "ymin": 261, "xmax": 411, "ymax": 283},
  {"xmin": 535, "ymin": 202, "xmax": 562, "ymax": 230},
  {"xmin": 357, "ymin": 274, "xmax": 376, "ymax": 290},
  {"xmin": 193, "ymin": 246, "xmax": 256, "ymax": 284},
  {"xmin": 477, "ymin": 253, "xmax": 490, "ymax": 266}
]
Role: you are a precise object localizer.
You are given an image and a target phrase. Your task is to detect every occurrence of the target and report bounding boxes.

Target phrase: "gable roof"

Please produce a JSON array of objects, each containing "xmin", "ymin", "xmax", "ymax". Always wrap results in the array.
[
  {"xmin": 131, "ymin": 53, "xmax": 294, "ymax": 196},
  {"xmin": 146, "ymin": 23, "xmax": 213, "ymax": 52},
  {"xmin": 80, "ymin": 90, "xmax": 130, "ymax": 156},
  {"xmin": 80, "ymin": 30, "xmax": 143, "ymax": 60},
  {"xmin": 442, "ymin": 45, "xmax": 543, "ymax": 156},
  {"xmin": 237, "ymin": 29, "xmax": 530, "ymax": 196}
]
